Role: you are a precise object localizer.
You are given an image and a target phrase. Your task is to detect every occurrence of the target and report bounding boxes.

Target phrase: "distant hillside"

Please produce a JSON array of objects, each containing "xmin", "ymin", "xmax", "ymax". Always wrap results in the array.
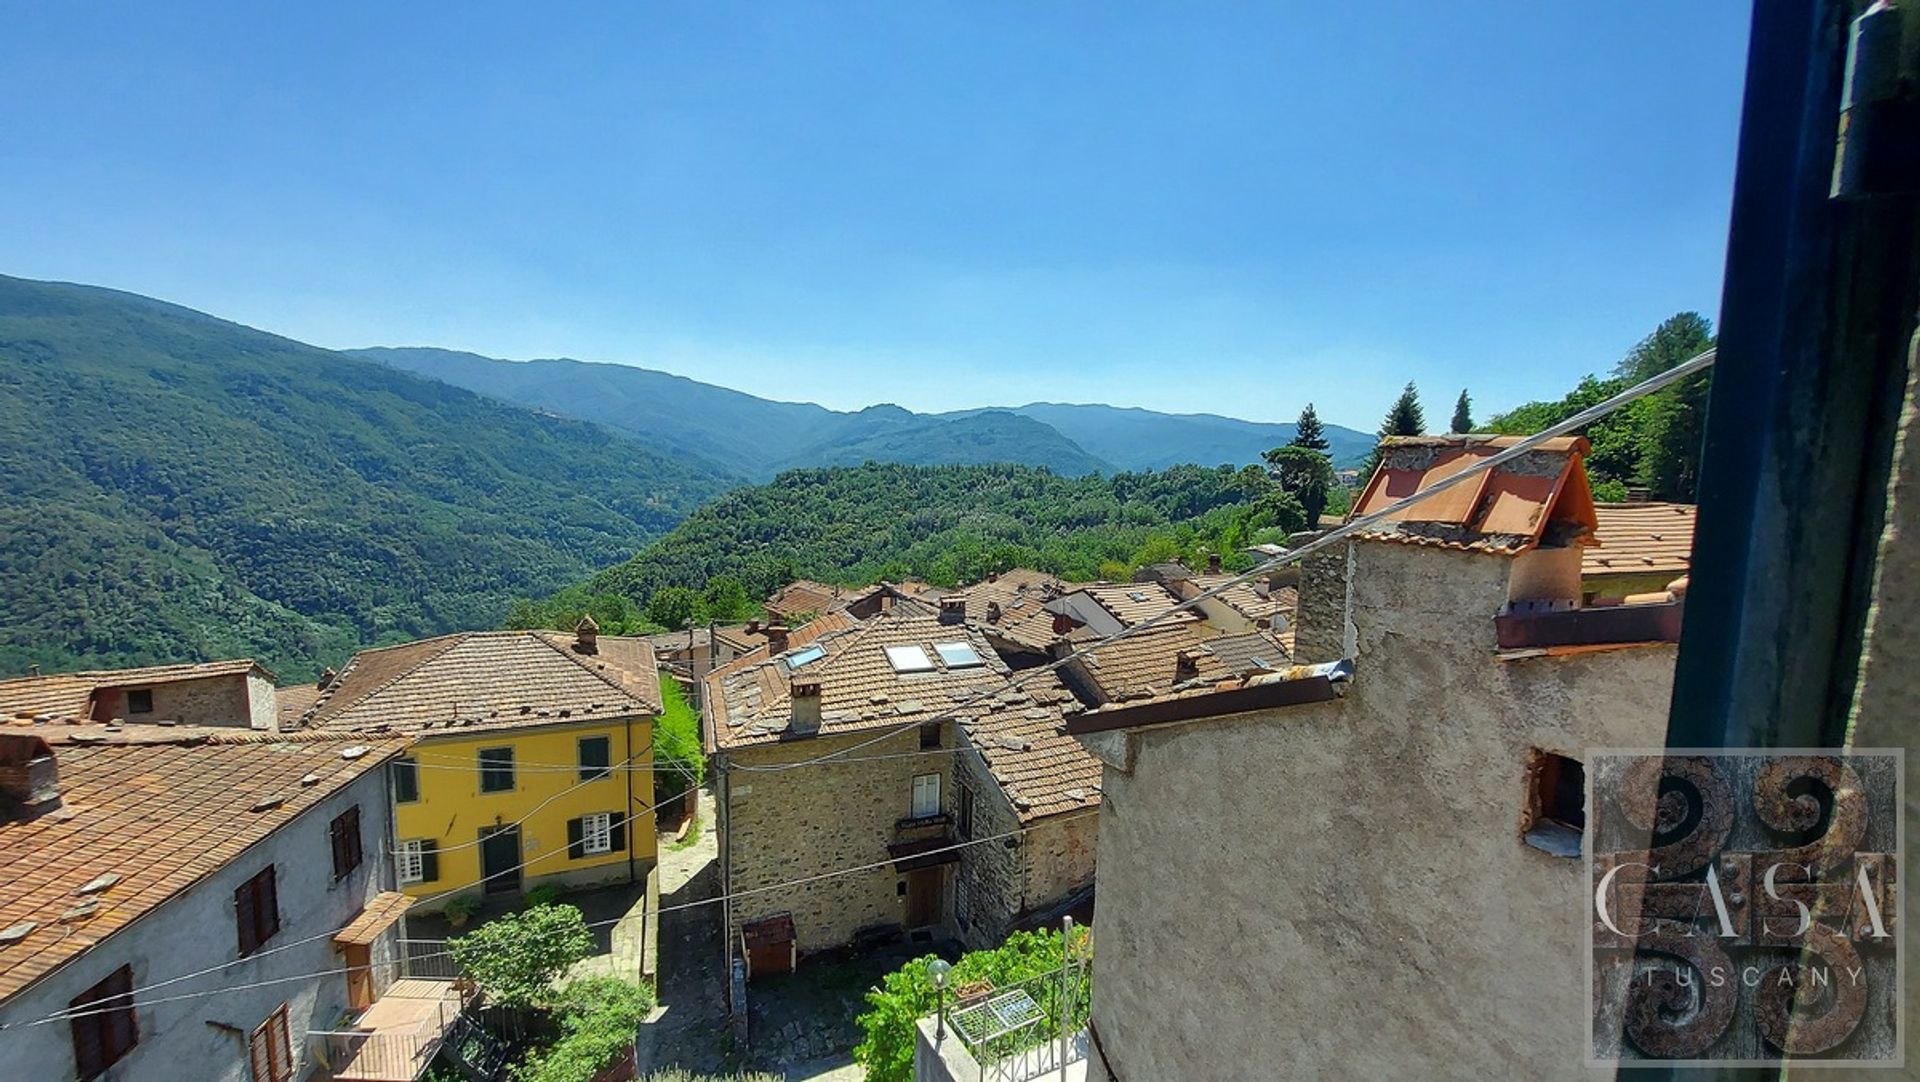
[
  {"xmin": 964, "ymin": 402, "xmax": 1376, "ymax": 471},
  {"xmin": 0, "ymin": 276, "xmax": 731, "ymax": 679},
  {"xmin": 353, "ymin": 347, "xmax": 1371, "ymax": 476},
  {"xmin": 354, "ymin": 348, "xmax": 1112, "ymax": 478}
]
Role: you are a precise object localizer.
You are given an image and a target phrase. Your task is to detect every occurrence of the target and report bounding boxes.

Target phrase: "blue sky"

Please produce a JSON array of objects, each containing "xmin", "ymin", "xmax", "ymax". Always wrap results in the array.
[{"xmin": 0, "ymin": 3, "xmax": 1750, "ymax": 430}]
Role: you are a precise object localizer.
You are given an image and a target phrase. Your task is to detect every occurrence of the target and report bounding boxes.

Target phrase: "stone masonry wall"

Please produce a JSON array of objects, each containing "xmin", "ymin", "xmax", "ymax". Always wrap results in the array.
[
  {"xmin": 951, "ymin": 739, "xmax": 1098, "ymax": 951},
  {"xmin": 721, "ymin": 722, "xmax": 955, "ymax": 955},
  {"xmin": 96, "ymin": 674, "xmax": 257, "ymax": 728},
  {"xmin": 1291, "ymin": 534, "xmax": 1350, "ymax": 662}
]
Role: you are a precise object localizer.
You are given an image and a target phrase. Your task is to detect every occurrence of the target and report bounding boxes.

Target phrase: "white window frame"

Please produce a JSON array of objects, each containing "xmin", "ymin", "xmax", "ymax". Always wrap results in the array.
[
  {"xmin": 581, "ymin": 812, "xmax": 614, "ymax": 856},
  {"xmin": 397, "ymin": 840, "xmax": 427, "ymax": 884},
  {"xmin": 911, "ymin": 773, "xmax": 941, "ymax": 819}
]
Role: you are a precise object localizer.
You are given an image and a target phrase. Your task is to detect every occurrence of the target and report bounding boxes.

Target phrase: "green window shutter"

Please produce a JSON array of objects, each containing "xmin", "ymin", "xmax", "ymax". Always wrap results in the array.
[
  {"xmin": 610, "ymin": 815, "xmax": 627, "ymax": 853},
  {"xmin": 392, "ymin": 759, "xmax": 419, "ymax": 803},
  {"xmin": 420, "ymin": 842, "xmax": 440, "ymax": 883},
  {"xmin": 566, "ymin": 818, "xmax": 585, "ymax": 860}
]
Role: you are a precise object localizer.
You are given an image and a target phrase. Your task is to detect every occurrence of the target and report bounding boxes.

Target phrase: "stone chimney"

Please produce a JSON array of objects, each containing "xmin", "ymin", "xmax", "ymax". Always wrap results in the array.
[
  {"xmin": 1206, "ymin": 552, "xmax": 1223, "ymax": 575},
  {"xmin": 790, "ymin": 680, "xmax": 822, "ymax": 734},
  {"xmin": 1175, "ymin": 650, "xmax": 1202, "ymax": 683},
  {"xmin": 0, "ymin": 735, "xmax": 60, "ymax": 822},
  {"xmin": 766, "ymin": 624, "xmax": 790, "ymax": 653},
  {"xmin": 939, "ymin": 597, "xmax": 967, "ymax": 625},
  {"xmin": 985, "ymin": 600, "xmax": 1003, "ymax": 623},
  {"xmin": 317, "ymin": 667, "xmax": 338, "ymax": 690},
  {"xmin": 746, "ymin": 619, "xmax": 761, "ymax": 634},
  {"xmin": 573, "ymin": 614, "xmax": 600, "ymax": 655},
  {"xmin": 987, "ymin": 571, "xmax": 999, "ymax": 584}
]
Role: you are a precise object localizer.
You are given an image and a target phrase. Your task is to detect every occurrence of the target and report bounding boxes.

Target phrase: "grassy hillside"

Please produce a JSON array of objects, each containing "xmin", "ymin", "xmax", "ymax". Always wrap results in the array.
[{"xmin": 0, "ymin": 276, "xmax": 731, "ymax": 679}]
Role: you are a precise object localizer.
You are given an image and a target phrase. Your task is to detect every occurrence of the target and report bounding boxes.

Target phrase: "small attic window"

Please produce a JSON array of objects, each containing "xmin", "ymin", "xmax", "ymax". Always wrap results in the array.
[
  {"xmin": 1523, "ymin": 750, "xmax": 1585, "ymax": 858},
  {"xmin": 885, "ymin": 645, "xmax": 936, "ymax": 674},
  {"xmin": 933, "ymin": 642, "xmax": 983, "ymax": 669},
  {"xmin": 125, "ymin": 689, "xmax": 153, "ymax": 714},
  {"xmin": 787, "ymin": 645, "xmax": 826, "ymax": 668}
]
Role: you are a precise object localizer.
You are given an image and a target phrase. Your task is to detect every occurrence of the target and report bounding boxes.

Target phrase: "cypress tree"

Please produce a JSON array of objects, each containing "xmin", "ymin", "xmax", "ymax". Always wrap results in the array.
[
  {"xmin": 1290, "ymin": 403, "xmax": 1330, "ymax": 451},
  {"xmin": 1359, "ymin": 382, "xmax": 1426, "ymax": 480},
  {"xmin": 1451, "ymin": 389, "xmax": 1473, "ymax": 434}
]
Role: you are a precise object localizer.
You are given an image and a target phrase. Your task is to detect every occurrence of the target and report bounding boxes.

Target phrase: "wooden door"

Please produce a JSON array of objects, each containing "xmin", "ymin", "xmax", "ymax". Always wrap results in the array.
[
  {"xmin": 480, "ymin": 826, "xmax": 522, "ymax": 894},
  {"xmin": 343, "ymin": 943, "xmax": 374, "ymax": 1010},
  {"xmin": 904, "ymin": 867, "xmax": 943, "ymax": 928}
]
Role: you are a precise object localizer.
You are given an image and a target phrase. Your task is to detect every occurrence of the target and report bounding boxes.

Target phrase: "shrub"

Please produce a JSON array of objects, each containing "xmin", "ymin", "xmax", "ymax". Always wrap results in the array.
[
  {"xmin": 852, "ymin": 927, "xmax": 1090, "ymax": 1082},
  {"xmin": 656, "ymin": 675, "xmax": 706, "ymax": 801},
  {"xmin": 442, "ymin": 894, "xmax": 483, "ymax": 926},
  {"xmin": 523, "ymin": 883, "xmax": 565, "ymax": 908},
  {"xmin": 512, "ymin": 977, "xmax": 655, "ymax": 1082},
  {"xmin": 450, "ymin": 904, "xmax": 596, "ymax": 1009}
]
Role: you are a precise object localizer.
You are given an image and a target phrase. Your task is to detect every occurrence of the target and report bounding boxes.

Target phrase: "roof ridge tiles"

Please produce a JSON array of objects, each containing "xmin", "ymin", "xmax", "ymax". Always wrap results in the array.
[
  {"xmin": 302, "ymin": 632, "xmax": 473, "ymax": 727},
  {"xmin": 528, "ymin": 631, "xmax": 661, "ymax": 713}
]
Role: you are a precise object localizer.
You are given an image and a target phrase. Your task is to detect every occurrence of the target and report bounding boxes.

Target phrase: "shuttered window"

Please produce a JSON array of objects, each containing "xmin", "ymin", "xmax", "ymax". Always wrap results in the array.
[
  {"xmin": 567, "ymin": 813, "xmax": 625, "ymax": 859},
  {"xmin": 330, "ymin": 805, "xmax": 363, "ymax": 882},
  {"xmin": 248, "ymin": 1003, "xmax": 294, "ymax": 1082},
  {"xmin": 70, "ymin": 965, "xmax": 137, "ymax": 1081},
  {"xmin": 235, "ymin": 866, "xmax": 280, "ymax": 956},
  {"xmin": 958, "ymin": 784, "xmax": 975, "ymax": 840},
  {"xmin": 398, "ymin": 839, "xmax": 439, "ymax": 883},
  {"xmin": 478, "ymin": 747, "xmax": 515, "ymax": 792},
  {"xmin": 578, "ymin": 735, "xmax": 611, "ymax": 781},
  {"xmin": 911, "ymin": 773, "xmax": 941, "ymax": 818},
  {"xmin": 391, "ymin": 758, "xmax": 420, "ymax": 803}
]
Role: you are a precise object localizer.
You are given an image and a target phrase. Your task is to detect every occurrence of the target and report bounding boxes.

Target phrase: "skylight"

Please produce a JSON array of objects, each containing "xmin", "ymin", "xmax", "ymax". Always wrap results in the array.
[
  {"xmin": 885, "ymin": 645, "xmax": 936, "ymax": 674},
  {"xmin": 787, "ymin": 644, "xmax": 826, "ymax": 668},
  {"xmin": 934, "ymin": 641, "xmax": 984, "ymax": 669}
]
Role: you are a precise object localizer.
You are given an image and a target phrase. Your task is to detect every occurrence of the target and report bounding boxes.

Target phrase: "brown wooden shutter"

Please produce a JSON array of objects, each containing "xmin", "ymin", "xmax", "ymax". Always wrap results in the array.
[{"xmin": 248, "ymin": 1023, "xmax": 273, "ymax": 1082}]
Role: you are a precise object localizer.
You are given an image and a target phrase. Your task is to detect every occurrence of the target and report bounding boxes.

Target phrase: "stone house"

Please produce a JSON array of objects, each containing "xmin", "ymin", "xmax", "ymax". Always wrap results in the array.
[
  {"xmin": 0, "ymin": 721, "xmax": 419, "ymax": 1082},
  {"xmin": 294, "ymin": 623, "xmax": 659, "ymax": 912},
  {"xmin": 1066, "ymin": 435, "xmax": 1687, "ymax": 1080},
  {"xmin": 0, "ymin": 659, "xmax": 280, "ymax": 731},
  {"xmin": 704, "ymin": 607, "xmax": 1098, "ymax": 976}
]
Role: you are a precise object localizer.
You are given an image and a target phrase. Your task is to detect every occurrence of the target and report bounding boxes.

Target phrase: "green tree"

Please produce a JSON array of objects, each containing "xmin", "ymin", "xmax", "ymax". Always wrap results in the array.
[
  {"xmin": 1358, "ymin": 382, "xmax": 1427, "ymax": 481},
  {"xmin": 1290, "ymin": 403, "xmax": 1330, "ymax": 451},
  {"xmin": 1625, "ymin": 313, "xmax": 1715, "ymax": 500},
  {"xmin": 1451, "ymin": 389, "xmax": 1473, "ymax": 434},
  {"xmin": 698, "ymin": 576, "xmax": 755, "ymax": 623},
  {"xmin": 1263, "ymin": 445, "xmax": 1335, "ymax": 527},
  {"xmin": 449, "ymin": 905, "xmax": 596, "ymax": 1009},
  {"xmin": 645, "ymin": 586, "xmax": 701, "ymax": 631},
  {"xmin": 514, "ymin": 977, "xmax": 656, "ymax": 1082},
  {"xmin": 656, "ymin": 675, "xmax": 706, "ymax": 800}
]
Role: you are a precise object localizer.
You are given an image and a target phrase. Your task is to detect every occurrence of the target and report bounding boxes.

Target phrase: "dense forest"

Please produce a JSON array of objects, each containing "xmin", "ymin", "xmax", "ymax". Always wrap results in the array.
[
  {"xmin": 506, "ymin": 461, "xmax": 1317, "ymax": 633},
  {"xmin": 0, "ymin": 275, "xmax": 729, "ymax": 679}
]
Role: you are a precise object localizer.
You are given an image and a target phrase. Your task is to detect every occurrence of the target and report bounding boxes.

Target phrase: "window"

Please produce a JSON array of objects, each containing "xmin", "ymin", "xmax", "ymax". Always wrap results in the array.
[
  {"xmin": 248, "ymin": 1003, "xmax": 293, "ymax": 1082},
  {"xmin": 125, "ymin": 688, "xmax": 153, "ymax": 714},
  {"xmin": 391, "ymin": 758, "xmax": 419, "ymax": 803},
  {"xmin": 933, "ymin": 641, "xmax": 984, "ymax": 669},
  {"xmin": 787, "ymin": 644, "xmax": 826, "ymax": 667},
  {"xmin": 958, "ymin": 784, "xmax": 975, "ymax": 840},
  {"xmin": 70, "ymin": 965, "xmax": 136, "ymax": 1081},
  {"xmin": 1523, "ymin": 750, "xmax": 1586, "ymax": 858},
  {"xmin": 885, "ymin": 645, "xmax": 936, "ymax": 673},
  {"xmin": 235, "ymin": 866, "xmax": 280, "ymax": 955},
  {"xmin": 920, "ymin": 722, "xmax": 941, "ymax": 750},
  {"xmin": 478, "ymin": 747, "xmax": 515, "ymax": 792},
  {"xmin": 329, "ymin": 805, "xmax": 363, "ymax": 882},
  {"xmin": 568, "ymin": 812, "xmax": 624, "ymax": 859},
  {"xmin": 578, "ymin": 735, "xmax": 611, "ymax": 781},
  {"xmin": 911, "ymin": 773, "xmax": 941, "ymax": 818},
  {"xmin": 398, "ymin": 839, "xmax": 438, "ymax": 884}
]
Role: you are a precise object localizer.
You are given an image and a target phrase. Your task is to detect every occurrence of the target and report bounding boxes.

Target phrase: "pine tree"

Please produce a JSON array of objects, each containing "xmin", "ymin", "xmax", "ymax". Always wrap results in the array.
[
  {"xmin": 1290, "ymin": 403, "xmax": 1330, "ymax": 451},
  {"xmin": 1451, "ymin": 389, "xmax": 1473, "ymax": 434},
  {"xmin": 1359, "ymin": 382, "xmax": 1426, "ymax": 481}
]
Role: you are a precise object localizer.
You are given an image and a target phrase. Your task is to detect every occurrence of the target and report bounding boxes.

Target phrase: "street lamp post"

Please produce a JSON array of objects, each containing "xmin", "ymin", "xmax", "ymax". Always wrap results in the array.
[{"xmin": 929, "ymin": 958, "xmax": 952, "ymax": 1042}]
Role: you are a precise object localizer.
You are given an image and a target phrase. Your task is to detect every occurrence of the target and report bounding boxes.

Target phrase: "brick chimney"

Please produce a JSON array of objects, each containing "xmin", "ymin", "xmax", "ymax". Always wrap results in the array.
[
  {"xmin": 766, "ymin": 624, "xmax": 790, "ymax": 653},
  {"xmin": 573, "ymin": 614, "xmax": 600, "ymax": 655},
  {"xmin": 790, "ymin": 680, "xmax": 822, "ymax": 734},
  {"xmin": 0, "ymin": 735, "xmax": 60, "ymax": 822},
  {"xmin": 939, "ymin": 597, "xmax": 967, "ymax": 625}
]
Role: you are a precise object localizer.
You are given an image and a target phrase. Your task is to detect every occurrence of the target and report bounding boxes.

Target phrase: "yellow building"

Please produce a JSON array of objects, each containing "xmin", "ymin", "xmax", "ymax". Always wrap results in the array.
[{"xmin": 295, "ymin": 622, "xmax": 658, "ymax": 909}]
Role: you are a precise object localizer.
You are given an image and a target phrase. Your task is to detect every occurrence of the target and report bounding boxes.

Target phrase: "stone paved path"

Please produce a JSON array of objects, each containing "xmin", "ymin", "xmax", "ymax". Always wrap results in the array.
[{"xmin": 649, "ymin": 789, "xmax": 734, "ymax": 1075}]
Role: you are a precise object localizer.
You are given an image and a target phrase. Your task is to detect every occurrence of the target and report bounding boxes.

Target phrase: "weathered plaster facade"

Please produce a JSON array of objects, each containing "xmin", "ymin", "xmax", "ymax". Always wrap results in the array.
[
  {"xmin": 0, "ymin": 767, "xmax": 397, "ymax": 1082},
  {"xmin": 1080, "ymin": 541, "xmax": 1676, "ymax": 1080}
]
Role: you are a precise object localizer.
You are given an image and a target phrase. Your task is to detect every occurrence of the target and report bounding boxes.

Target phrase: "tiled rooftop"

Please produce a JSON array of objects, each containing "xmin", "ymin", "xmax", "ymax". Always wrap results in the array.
[
  {"xmin": 764, "ymin": 579, "xmax": 853, "ymax": 620},
  {"xmin": 0, "ymin": 659, "xmax": 271, "ymax": 721},
  {"xmin": 960, "ymin": 687, "xmax": 1101, "ymax": 823},
  {"xmin": 1201, "ymin": 629, "xmax": 1294, "ymax": 674},
  {"xmin": 1348, "ymin": 435, "xmax": 1599, "ymax": 554},
  {"xmin": 298, "ymin": 630, "xmax": 662, "ymax": 736},
  {"xmin": 0, "ymin": 729, "xmax": 405, "ymax": 1002},
  {"xmin": 1586, "ymin": 502, "xmax": 1695, "ymax": 579},
  {"xmin": 1063, "ymin": 622, "xmax": 1233, "ymax": 704},
  {"xmin": 1072, "ymin": 582, "xmax": 1197, "ymax": 628},
  {"xmin": 1186, "ymin": 574, "xmax": 1292, "ymax": 625},
  {"xmin": 948, "ymin": 570, "xmax": 1079, "ymax": 651}
]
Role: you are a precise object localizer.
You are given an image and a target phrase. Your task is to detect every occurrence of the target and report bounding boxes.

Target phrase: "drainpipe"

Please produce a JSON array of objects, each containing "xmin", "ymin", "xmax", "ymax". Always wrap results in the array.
[{"xmin": 626, "ymin": 715, "xmax": 637, "ymax": 887}]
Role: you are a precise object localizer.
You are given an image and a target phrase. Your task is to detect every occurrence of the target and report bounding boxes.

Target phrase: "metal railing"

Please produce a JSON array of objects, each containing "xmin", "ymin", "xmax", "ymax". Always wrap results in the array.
[
  {"xmin": 397, "ymin": 938, "xmax": 463, "ymax": 980},
  {"xmin": 309, "ymin": 983, "xmax": 470, "ymax": 1082},
  {"xmin": 941, "ymin": 919, "xmax": 1091, "ymax": 1082}
]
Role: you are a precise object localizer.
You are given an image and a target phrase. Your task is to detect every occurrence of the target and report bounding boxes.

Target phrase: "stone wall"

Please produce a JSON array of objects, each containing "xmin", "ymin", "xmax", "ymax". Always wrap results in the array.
[
  {"xmin": 949, "ymin": 736, "xmax": 1097, "ymax": 951},
  {"xmin": 1081, "ymin": 540, "xmax": 1676, "ymax": 1080},
  {"xmin": 720, "ymin": 722, "xmax": 956, "ymax": 955},
  {"xmin": 1290, "ymin": 534, "xmax": 1351, "ymax": 662},
  {"xmin": 96, "ymin": 674, "xmax": 260, "ymax": 728}
]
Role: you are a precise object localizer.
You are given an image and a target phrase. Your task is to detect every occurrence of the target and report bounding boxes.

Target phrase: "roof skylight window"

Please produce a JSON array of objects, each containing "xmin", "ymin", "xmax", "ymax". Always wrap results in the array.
[
  {"xmin": 885, "ymin": 645, "xmax": 937, "ymax": 673},
  {"xmin": 787, "ymin": 644, "xmax": 827, "ymax": 667},
  {"xmin": 933, "ymin": 642, "xmax": 984, "ymax": 669}
]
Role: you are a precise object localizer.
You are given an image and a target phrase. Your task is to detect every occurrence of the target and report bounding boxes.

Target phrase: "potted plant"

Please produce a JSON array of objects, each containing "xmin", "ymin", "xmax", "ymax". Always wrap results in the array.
[{"xmin": 443, "ymin": 894, "xmax": 482, "ymax": 929}]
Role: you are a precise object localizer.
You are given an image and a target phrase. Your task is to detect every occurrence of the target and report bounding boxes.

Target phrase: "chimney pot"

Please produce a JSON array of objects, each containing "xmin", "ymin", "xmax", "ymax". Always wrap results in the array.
[
  {"xmin": 1175, "ymin": 650, "xmax": 1202, "ymax": 681},
  {"xmin": 1207, "ymin": 553, "xmax": 1223, "ymax": 574},
  {"xmin": 317, "ymin": 666, "xmax": 338, "ymax": 690},
  {"xmin": 987, "ymin": 571, "xmax": 999, "ymax": 583},
  {"xmin": 790, "ymin": 679, "xmax": 822, "ymax": 734},
  {"xmin": 938, "ymin": 597, "xmax": 967, "ymax": 625},
  {"xmin": 0, "ymin": 736, "xmax": 60, "ymax": 822},
  {"xmin": 766, "ymin": 624, "xmax": 790, "ymax": 653},
  {"xmin": 746, "ymin": 619, "xmax": 761, "ymax": 634},
  {"xmin": 573, "ymin": 614, "xmax": 600, "ymax": 655},
  {"xmin": 1052, "ymin": 613, "xmax": 1075, "ymax": 635},
  {"xmin": 985, "ymin": 600, "xmax": 1003, "ymax": 623}
]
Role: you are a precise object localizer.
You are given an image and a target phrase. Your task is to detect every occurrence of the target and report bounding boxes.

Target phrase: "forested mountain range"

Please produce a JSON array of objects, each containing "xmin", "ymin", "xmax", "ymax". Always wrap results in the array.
[
  {"xmin": 0, "ymin": 275, "xmax": 730, "ymax": 679},
  {"xmin": 353, "ymin": 346, "xmax": 1373, "ymax": 477}
]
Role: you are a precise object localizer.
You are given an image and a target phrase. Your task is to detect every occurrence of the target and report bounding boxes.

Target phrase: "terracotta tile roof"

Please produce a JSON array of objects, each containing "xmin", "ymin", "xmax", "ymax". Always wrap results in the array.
[
  {"xmin": 1064, "ymin": 623, "xmax": 1232, "ymax": 705},
  {"xmin": 1073, "ymin": 582, "xmax": 1197, "ymax": 629},
  {"xmin": 1200, "ymin": 629, "xmax": 1294, "ymax": 674},
  {"xmin": 959, "ymin": 684, "xmax": 1101, "ymax": 823},
  {"xmin": 765, "ymin": 579, "xmax": 853, "ymax": 620},
  {"xmin": 1586, "ymin": 502, "xmax": 1695, "ymax": 579},
  {"xmin": 1186, "ymin": 575, "xmax": 1291, "ymax": 625},
  {"xmin": 706, "ymin": 611, "xmax": 1017, "ymax": 751},
  {"xmin": 948, "ymin": 571, "xmax": 1075, "ymax": 651},
  {"xmin": 300, "ymin": 631, "xmax": 661, "ymax": 736},
  {"xmin": 0, "ymin": 731, "xmax": 405, "ymax": 1003},
  {"xmin": 1348, "ymin": 435, "xmax": 1599, "ymax": 554},
  {"xmin": 711, "ymin": 624, "xmax": 763, "ymax": 655},
  {"xmin": 0, "ymin": 659, "xmax": 271, "ymax": 721},
  {"xmin": 275, "ymin": 685, "xmax": 322, "ymax": 729},
  {"xmin": 333, "ymin": 890, "xmax": 415, "ymax": 947}
]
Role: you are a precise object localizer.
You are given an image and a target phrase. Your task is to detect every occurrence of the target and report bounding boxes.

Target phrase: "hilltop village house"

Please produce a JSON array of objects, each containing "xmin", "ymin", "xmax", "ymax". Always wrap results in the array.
[
  {"xmin": 1065, "ymin": 435, "xmax": 1688, "ymax": 1080},
  {"xmin": 0, "ymin": 718, "xmax": 425, "ymax": 1082},
  {"xmin": 705, "ymin": 605, "xmax": 1099, "ymax": 979},
  {"xmin": 0, "ymin": 659, "xmax": 280, "ymax": 731},
  {"xmin": 292, "ymin": 623, "xmax": 660, "ymax": 911}
]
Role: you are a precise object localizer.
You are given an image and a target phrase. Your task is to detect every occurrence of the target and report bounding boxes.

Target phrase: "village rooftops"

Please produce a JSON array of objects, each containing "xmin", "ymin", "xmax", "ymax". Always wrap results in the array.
[
  {"xmin": 764, "ymin": 579, "xmax": 853, "ymax": 621},
  {"xmin": 1185, "ymin": 574, "xmax": 1294, "ymax": 627},
  {"xmin": 0, "ymin": 727, "xmax": 406, "ymax": 1003},
  {"xmin": 0, "ymin": 658, "xmax": 275, "ymax": 722},
  {"xmin": 960, "ymin": 682, "xmax": 1102, "ymax": 823},
  {"xmin": 296, "ymin": 629, "xmax": 662, "ymax": 736},
  {"xmin": 1584, "ymin": 502, "xmax": 1695, "ymax": 580},
  {"xmin": 1348, "ymin": 434, "xmax": 1599, "ymax": 554},
  {"xmin": 947, "ymin": 569, "xmax": 1082, "ymax": 652},
  {"xmin": 1049, "ymin": 581, "xmax": 1197, "ymax": 634}
]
